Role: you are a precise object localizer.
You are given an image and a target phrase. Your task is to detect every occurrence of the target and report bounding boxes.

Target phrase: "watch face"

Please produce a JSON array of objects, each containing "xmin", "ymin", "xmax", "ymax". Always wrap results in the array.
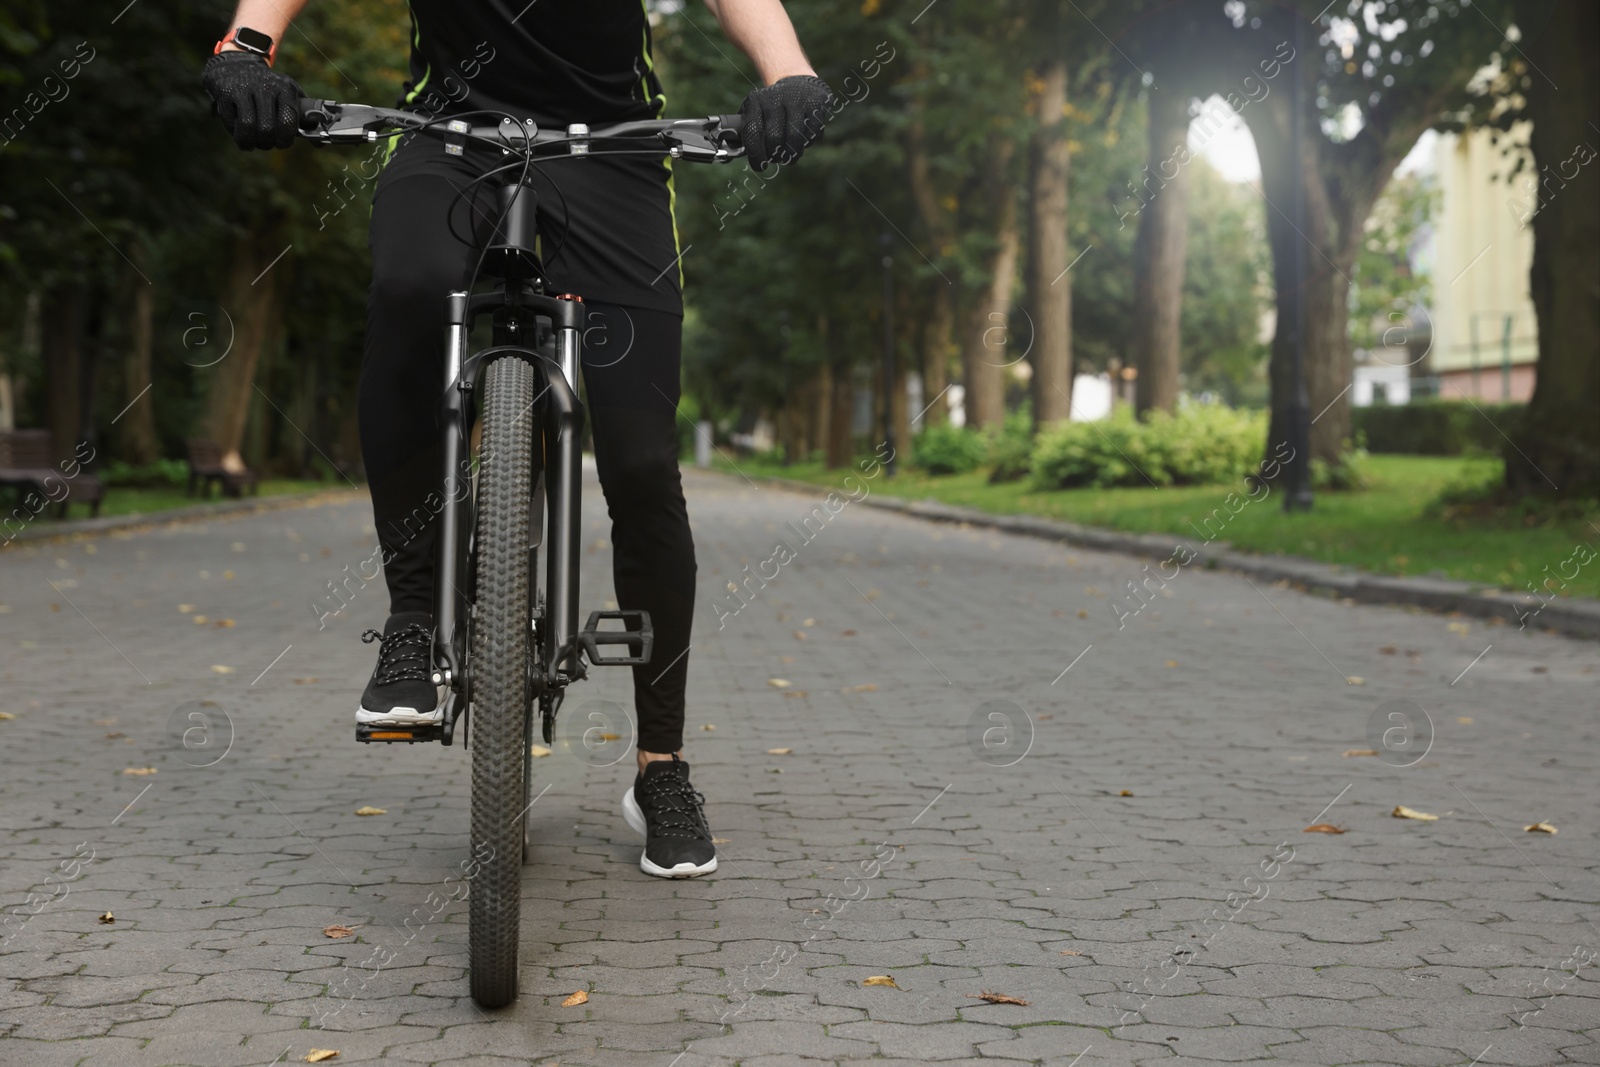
[{"xmin": 234, "ymin": 26, "xmax": 273, "ymax": 54}]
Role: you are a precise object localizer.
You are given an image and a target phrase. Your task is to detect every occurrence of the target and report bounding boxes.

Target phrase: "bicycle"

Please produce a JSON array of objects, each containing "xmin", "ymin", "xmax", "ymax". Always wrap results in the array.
[{"xmin": 297, "ymin": 99, "xmax": 744, "ymax": 1008}]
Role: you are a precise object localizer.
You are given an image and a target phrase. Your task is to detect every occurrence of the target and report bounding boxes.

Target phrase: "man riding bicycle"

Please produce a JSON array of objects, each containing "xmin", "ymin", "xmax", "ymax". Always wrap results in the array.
[{"xmin": 202, "ymin": 0, "xmax": 833, "ymax": 879}]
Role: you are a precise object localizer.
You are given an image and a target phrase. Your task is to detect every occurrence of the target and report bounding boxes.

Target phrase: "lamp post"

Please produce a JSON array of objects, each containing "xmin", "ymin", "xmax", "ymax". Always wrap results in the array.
[
  {"xmin": 1283, "ymin": 13, "xmax": 1314, "ymax": 512},
  {"xmin": 880, "ymin": 230, "xmax": 897, "ymax": 476}
]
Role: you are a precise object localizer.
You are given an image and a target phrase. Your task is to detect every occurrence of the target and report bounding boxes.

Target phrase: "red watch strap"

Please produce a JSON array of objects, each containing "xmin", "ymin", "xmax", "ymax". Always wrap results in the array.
[{"xmin": 213, "ymin": 29, "xmax": 277, "ymax": 66}]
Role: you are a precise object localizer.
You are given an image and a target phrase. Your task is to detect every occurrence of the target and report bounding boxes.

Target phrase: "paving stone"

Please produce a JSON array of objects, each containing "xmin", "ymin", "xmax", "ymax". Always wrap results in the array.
[{"xmin": 1, "ymin": 470, "xmax": 1594, "ymax": 1065}]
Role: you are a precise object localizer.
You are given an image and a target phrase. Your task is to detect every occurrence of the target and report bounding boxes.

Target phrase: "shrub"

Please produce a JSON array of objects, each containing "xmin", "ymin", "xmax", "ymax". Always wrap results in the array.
[
  {"xmin": 987, "ymin": 410, "xmax": 1034, "ymax": 484},
  {"xmin": 1031, "ymin": 404, "xmax": 1266, "ymax": 490},
  {"xmin": 912, "ymin": 424, "xmax": 989, "ymax": 475},
  {"xmin": 99, "ymin": 459, "xmax": 188, "ymax": 488},
  {"xmin": 1354, "ymin": 400, "xmax": 1524, "ymax": 455},
  {"xmin": 1311, "ymin": 444, "xmax": 1373, "ymax": 491}
]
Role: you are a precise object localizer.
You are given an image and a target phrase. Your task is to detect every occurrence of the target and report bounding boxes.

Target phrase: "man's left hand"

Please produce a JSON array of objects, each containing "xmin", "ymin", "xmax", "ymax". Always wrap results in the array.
[{"xmin": 738, "ymin": 75, "xmax": 837, "ymax": 171}]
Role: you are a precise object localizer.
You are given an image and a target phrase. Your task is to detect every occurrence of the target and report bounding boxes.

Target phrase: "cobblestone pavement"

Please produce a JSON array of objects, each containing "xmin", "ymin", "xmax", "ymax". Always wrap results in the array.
[{"xmin": 2, "ymin": 467, "xmax": 1596, "ymax": 1067}]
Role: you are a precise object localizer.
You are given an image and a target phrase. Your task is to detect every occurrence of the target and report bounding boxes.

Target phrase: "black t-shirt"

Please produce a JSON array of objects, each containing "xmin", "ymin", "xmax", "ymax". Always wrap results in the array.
[{"xmin": 400, "ymin": 0, "xmax": 666, "ymax": 127}]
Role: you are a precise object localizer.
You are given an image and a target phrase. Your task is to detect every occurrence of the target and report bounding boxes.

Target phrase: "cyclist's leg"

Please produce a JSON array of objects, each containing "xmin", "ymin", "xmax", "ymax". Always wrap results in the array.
[
  {"xmin": 580, "ymin": 302, "xmax": 694, "ymax": 758},
  {"xmin": 362, "ymin": 144, "xmax": 483, "ymax": 619}
]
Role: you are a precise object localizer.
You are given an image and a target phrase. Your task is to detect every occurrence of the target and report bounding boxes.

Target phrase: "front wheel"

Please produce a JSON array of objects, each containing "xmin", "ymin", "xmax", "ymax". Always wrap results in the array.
[{"xmin": 468, "ymin": 355, "xmax": 535, "ymax": 1008}]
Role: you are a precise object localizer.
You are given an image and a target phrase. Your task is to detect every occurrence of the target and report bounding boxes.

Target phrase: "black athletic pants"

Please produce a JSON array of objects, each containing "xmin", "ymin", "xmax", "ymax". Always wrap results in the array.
[{"xmin": 360, "ymin": 140, "xmax": 694, "ymax": 754}]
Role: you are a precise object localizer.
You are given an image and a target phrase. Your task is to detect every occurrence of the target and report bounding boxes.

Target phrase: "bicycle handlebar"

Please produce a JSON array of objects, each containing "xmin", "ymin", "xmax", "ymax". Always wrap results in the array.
[{"xmin": 297, "ymin": 99, "xmax": 745, "ymax": 163}]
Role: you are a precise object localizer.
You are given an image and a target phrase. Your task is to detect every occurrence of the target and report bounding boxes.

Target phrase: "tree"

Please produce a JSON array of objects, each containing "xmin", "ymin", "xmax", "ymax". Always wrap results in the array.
[
  {"xmin": 1220, "ymin": 0, "xmax": 1510, "ymax": 468},
  {"xmin": 1130, "ymin": 79, "xmax": 1193, "ymax": 414},
  {"xmin": 1504, "ymin": 0, "xmax": 1599, "ymax": 495}
]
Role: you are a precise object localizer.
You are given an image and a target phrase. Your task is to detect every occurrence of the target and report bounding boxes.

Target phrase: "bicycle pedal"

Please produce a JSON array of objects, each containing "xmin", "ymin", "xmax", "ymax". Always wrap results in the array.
[
  {"xmin": 356, "ymin": 723, "xmax": 446, "ymax": 744},
  {"xmin": 578, "ymin": 609, "xmax": 653, "ymax": 666}
]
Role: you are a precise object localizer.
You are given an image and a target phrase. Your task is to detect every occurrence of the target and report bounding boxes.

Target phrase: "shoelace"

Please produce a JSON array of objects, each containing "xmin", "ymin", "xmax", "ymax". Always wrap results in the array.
[
  {"xmin": 361, "ymin": 623, "xmax": 433, "ymax": 686},
  {"xmin": 639, "ymin": 772, "xmax": 711, "ymax": 841}
]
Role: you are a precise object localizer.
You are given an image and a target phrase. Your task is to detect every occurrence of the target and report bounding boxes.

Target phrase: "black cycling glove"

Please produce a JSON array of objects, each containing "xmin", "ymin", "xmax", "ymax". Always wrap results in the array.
[
  {"xmin": 202, "ymin": 50, "xmax": 304, "ymax": 151},
  {"xmin": 738, "ymin": 74, "xmax": 837, "ymax": 171}
]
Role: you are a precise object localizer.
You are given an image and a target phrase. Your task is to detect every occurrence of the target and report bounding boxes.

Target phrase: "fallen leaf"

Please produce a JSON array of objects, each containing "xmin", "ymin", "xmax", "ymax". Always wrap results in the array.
[
  {"xmin": 840, "ymin": 629, "xmax": 857, "ymax": 636},
  {"xmin": 1346, "ymin": 676, "xmax": 1365, "ymax": 685},
  {"xmin": 700, "ymin": 724, "xmax": 716, "ymax": 732},
  {"xmin": 966, "ymin": 990, "xmax": 1029, "ymax": 1006},
  {"xmin": 793, "ymin": 630, "xmax": 808, "ymax": 641},
  {"xmin": 1303, "ymin": 824, "xmax": 1346, "ymax": 834},
  {"xmin": 0, "ymin": 712, "xmax": 14, "ymax": 721},
  {"xmin": 1447, "ymin": 622, "xmax": 1471, "ymax": 635},
  {"xmin": 1457, "ymin": 716, "xmax": 1473, "ymax": 724},
  {"xmin": 561, "ymin": 990, "xmax": 589, "ymax": 1007},
  {"xmin": 1058, "ymin": 949, "xmax": 1082, "ymax": 956},
  {"xmin": 305, "ymin": 1052, "xmax": 339, "ymax": 1064},
  {"xmin": 862, "ymin": 975, "xmax": 900, "ymax": 988},
  {"xmin": 1076, "ymin": 609, "xmax": 1088, "ymax": 619},
  {"xmin": 193, "ymin": 615, "xmax": 209, "ymax": 625},
  {"xmin": 766, "ymin": 747, "xmax": 793, "ymax": 756},
  {"xmin": 122, "ymin": 767, "xmax": 157, "ymax": 776},
  {"xmin": 98, "ymin": 912, "xmax": 114, "ymax": 924},
  {"xmin": 94, "ymin": 718, "xmax": 116, "ymax": 725},
  {"xmin": 222, "ymin": 570, "xmax": 235, "ymax": 580},
  {"xmin": 178, "ymin": 604, "xmax": 196, "ymax": 613},
  {"xmin": 529, "ymin": 744, "xmax": 553, "ymax": 758},
  {"xmin": 767, "ymin": 678, "xmax": 792, "ymax": 688},
  {"xmin": 354, "ymin": 806, "xmax": 387, "ymax": 817},
  {"xmin": 104, "ymin": 732, "xmax": 126, "ymax": 740},
  {"xmin": 1523, "ymin": 821, "xmax": 1558, "ymax": 834},
  {"xmin": 779, "ymin": 655, "xmax": 796, "ymax": 664},
  {"xmin": 323, "ymin": 924, "xmax": 356, "ymax": 939},
  {"xmin": 215, "ymin": 618, "xmax": 235, "ymax": 628},
  {"xmin": 783, "ymin": 690, "xmax": 809, "ymax": 698},
  {"xmin": 1378, "ymin": 645, "xmax": 1397, "ymax": 655},
  {"xmin": 210, "ymin": 665, "xmax": 235, "ymax": 675},
  {"xmin": 1342, "ymin": 749, "xmax": 1380, "ymax": 758},
  {"xmin": 851, "ymin": 683, "xmax": 878, "ymax": 692},
  {"xmin": 294, "ymin": 677, "xmax": 319, "ymax": 684},
  {"xmin": 711, "ymin": 837, "xmax": 732, "ymax": 844},
  {"xmin": 1036, "ymin": 714, "xmax": 1053, "ymax": 721},
  {"xmin": 598, "ymin": 732, "xmax": 621, "ymax": 741},
  {"xmin": 1164, "ymin": 660, "xmax": 1179, "ymax": 669},
  {"xmin": 803, "ymin": 618, "xmax": 816, "ymax": 627},
  {"xmin": 1119, "ymin": 789, "xmax": 1134, "ymax": 797},
  {"xmin": 1392, "ymin": 805, "xmax": 1439, "ymax": 822}
]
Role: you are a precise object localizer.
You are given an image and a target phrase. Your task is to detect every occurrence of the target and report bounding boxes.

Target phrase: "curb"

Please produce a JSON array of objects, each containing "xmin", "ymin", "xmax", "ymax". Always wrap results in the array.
[
  {"xmin": 2, "ymin": 488, "xmax": 366, "ymax": 548},
  {"xmin": 711, "ymin": 469, "xmax": 1600, "ymax": 641}
]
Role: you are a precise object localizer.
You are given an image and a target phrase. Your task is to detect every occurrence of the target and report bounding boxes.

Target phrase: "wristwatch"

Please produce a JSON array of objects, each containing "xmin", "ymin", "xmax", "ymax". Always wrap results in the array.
[{"xmin": 214, "ymin": 26, "xmax": 277, "ymax": 65}]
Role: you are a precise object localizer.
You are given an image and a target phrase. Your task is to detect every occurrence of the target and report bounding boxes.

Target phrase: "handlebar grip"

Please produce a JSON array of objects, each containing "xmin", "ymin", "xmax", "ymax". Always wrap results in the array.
[
  {"xmin": 298, "ymin": 98, "xmax": 334, "ymax": 131},
  {"xmin": 715, "ymin": 114, "xmax": 744, "ymax": 148}
]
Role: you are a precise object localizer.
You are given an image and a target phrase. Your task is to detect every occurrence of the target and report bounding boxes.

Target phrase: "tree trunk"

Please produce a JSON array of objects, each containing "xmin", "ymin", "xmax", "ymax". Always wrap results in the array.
[
  {"xmin": 119, "ymin": 265, "xmax": 160, "ymax": 464},
  {"xmin": 1507, "ymin": 0, "xmax": 1600, "ymax": 495},
  {"xmin": 42, "ymin": 284, "xmax": 83, "ymax": 465},
  {"xmin": 962, "ymin": 184, "xmax": 1018, "ymax": 431},
  {"xmin": 1028, "ymin": 58, "xmax": 1074, "ymax": 428},
  {"xmin": 827, "ymin": 367, "xmax": 853, "ymax": 469},
  {"xmin": 201, "ymin": 230, "xmax": 284, "ymax": 462},
  {"xmin": 810, "ymin": 360, "xmax": 832, "ymax": 461},
  {"xmin": 1245, "ymin": 87, "xmax": 1370, "ymax": 467},
  {"xmin": 920, "ymin": 284, "xmax": 953, "ymax": 429},
  {"xmin": 1132, "ymin": 82, "xmax": 1192, "ymax": 415}
]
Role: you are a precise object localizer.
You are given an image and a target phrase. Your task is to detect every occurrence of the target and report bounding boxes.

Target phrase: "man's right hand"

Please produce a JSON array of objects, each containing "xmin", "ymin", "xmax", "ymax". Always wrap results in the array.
[{"xmin": 202, "ymin": 51, "xmax": 304, "ymax": 150}]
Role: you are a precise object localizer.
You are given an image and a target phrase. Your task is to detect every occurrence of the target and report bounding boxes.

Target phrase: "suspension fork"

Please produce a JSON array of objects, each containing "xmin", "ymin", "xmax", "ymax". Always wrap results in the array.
[
  {"xmin": 542, "ymin": 307, "xmax": 584, "ymax": 685},
  {"xmin": 434, "ymin": 289, "xmax": 473, "ymax": 694}
]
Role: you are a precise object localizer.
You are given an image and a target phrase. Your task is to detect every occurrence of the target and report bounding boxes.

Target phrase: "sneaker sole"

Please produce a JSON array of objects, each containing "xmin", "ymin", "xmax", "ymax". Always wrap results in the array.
[
  {"xmin": 621, "ymin": 786, "xmax": 718, "ymax": 879},
  {"xmin": 355, "ymin": 694, "xmax": 446, "ymax": 727}
]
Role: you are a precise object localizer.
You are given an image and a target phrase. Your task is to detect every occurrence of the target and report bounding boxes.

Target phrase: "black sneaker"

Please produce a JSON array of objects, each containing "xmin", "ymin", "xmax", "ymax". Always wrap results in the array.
[
  {"xmin": 355, "ymin": 612, "xmax": 444, "ymax": 727},
  {"xmin": 621, "ymin": 756, "xmax": 718, "ymax": 878}
]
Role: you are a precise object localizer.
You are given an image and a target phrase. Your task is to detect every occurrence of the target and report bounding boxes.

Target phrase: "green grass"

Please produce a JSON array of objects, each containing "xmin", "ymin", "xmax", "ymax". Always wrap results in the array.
[
  {"xmin": 43, "ymin": 479, "xmax": 337, "ymax": 522},
  {"xmin": 716, "ymin": 453, "xmax": 1600, "ymax": 600}
]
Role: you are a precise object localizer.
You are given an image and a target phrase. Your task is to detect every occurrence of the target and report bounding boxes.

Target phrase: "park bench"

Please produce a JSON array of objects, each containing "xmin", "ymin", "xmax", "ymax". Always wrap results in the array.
[
  {"xmin": 186, "ymin": 438, "xmax": 259, "ymax": 499},
  {"xmin": 0, "ymin": 428, "xmax": 104, "ymax": 518}
]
